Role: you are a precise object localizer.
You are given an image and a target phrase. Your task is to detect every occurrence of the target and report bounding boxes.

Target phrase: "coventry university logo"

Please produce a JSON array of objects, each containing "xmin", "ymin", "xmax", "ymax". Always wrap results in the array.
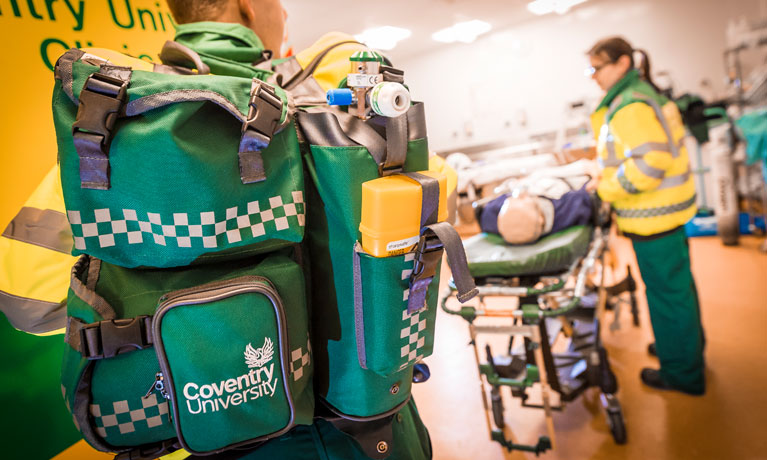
[
  {"xmin": 182, "ymin": 336, "xmax": 278, "ymax": 415},
  {"xmin": 244, "ymin": 337, "xmax": 274, "ymax": 368}
]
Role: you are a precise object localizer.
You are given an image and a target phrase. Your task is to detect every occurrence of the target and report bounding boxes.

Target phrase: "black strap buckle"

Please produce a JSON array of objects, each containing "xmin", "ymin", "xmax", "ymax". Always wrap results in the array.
[
  {"xmin": 242, "ymin": 80, "xmax": 283, "ymax": 145},
  {"xmin": 411, "ymin": 233, "xmax": 444, "ymax": 285},
  {"xmin": 72, "ymin": 72, "xmax": 129, "ymax": 149},
  {"xmin": 79, "ymin": 316, "xmax": 153, "ymax": 360}
]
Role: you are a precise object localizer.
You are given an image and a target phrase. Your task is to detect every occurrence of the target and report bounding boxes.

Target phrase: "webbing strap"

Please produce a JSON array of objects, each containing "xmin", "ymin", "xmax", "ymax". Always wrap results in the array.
[
  {"xmin": 69, "ymin": 255, "xmax": 116, "ymax": 321},
  {"xmin": 383, "ymin": 114, "xmax": 408, "ymax": 175},
  {"xmin": 403, "ymin": 173, "xmax": 441, "ymax": 313},
  {"xmin": 239, "ymin": 79, "xmax": 283, "ymax": 183},
  {"xmin": 415, "ymin": 222, "xmax": 478, "ymax": 305},
  {"xmin": 405, "ymin": 173, "xmax": 440, "ymax": 229},
  {"xmin": 283, "ymin": 40, "xmax": 361, "ymax": 90},
  {"xmin": 67, "ymin": 315, "xmax": 154, "ymax": 360},
  {"xmin": 72, "ymin": 67, "xmax": 131, "ymax": 190}
]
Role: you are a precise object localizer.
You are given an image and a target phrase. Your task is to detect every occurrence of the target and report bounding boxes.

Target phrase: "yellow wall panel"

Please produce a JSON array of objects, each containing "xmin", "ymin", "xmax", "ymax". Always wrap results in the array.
[{"xmin": 0, "ymin": 0, "xmax": 175, "ymax": 228}]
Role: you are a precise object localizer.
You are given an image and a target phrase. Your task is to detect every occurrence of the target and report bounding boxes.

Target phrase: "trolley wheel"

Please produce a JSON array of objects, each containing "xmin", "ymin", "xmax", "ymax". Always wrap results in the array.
[
  {"xmin": 491, "ymin": 386, "xmax": 505, "ymax": 429},
  {"xmin": 607, "ymin": 408, "xmax": 627, "ymax": 444},
  {"xmin": 598, "ymin": 348, "xmax": 619, "ymax": 394}
]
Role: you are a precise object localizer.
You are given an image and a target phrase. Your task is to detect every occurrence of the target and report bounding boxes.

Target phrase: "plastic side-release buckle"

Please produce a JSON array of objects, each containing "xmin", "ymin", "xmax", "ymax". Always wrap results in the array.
[
  {"xmin": 79, "ymin": 316, "xmax": 153, "ymax": 360},
  {"xmin": 408, "ymin": 233, "xmax": 444, "ymax": 313},
  {"xmin": 72, "ymin": 72, "xmax": 129, "ymax": 190},
  {"xmin": 238, "ymin": 80, "xmax": 284, "ymax": 184},
  {"xmin": 411, "ymin": 234, "xmax": 443, "ymax": 283}
]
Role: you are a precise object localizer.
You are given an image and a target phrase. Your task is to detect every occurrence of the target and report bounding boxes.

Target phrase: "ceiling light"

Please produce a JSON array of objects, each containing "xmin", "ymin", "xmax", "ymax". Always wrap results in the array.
[
  {"xmin": 355, "ymin": 26, "xmax": 412, "ymax": 51},
  {"xmin": 432, "ymin": 20, "xmax": 492, "ymax": 44},
  {"xmin": 527, "ymin": 0, "xmax": 587, "ymax": 16}
]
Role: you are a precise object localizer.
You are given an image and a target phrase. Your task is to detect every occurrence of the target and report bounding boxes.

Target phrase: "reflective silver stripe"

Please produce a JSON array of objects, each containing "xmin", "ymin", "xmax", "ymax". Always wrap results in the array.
[
  {"xmin": 2, "ymin": 207, "xmax": 73, "ymax": 254},
  {"xmin": 617, "ymin": 172, "xmax": 640, "ymax": 194},
  {"xmin": 657, "ymin": 171, "xmax": 691, "ymax": 190},
  {"xmin": 628, "ymin": 142, "xmax": 672, "ymax": 157},
  {"xmin": 125, "ymin": 90, "xmax": 247, "ymax": 121},
  {"xmin": 0, "ymin": 290, "xmax": 66, "ymax": 334},
  {"xmin": 615, "ymin": 195, "xmax": 696, "ymax": 219},
  {"xmin": 606, "ymin": 94, "xmax": 624, "ymax": 120},
  {"xmin": 633, "ymin": 157, "xmax": 666, "ymax": 179},
  {"xmin": 631, "ymin": 92, "xmax": 679, "ymax": 158},
  {"xmin": 605, "ymin": 139, "xmax": 620, "ymax": 166}
]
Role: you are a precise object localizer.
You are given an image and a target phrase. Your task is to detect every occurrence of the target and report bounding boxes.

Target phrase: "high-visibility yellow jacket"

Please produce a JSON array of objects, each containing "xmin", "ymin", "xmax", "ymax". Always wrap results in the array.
[
  {"xmin": 0, "ymin": 164, "xmax": 76, "ymax": 335},
  {"xmin": 591, "ymin": 70, "xmax": 696, "ymax": 236}
]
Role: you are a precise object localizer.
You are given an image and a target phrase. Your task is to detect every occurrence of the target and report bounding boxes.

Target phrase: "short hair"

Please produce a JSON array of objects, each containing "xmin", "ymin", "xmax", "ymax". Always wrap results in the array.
[{"xmin": 166, "ymin": 0, "xmax": 228, "ymax": 24}]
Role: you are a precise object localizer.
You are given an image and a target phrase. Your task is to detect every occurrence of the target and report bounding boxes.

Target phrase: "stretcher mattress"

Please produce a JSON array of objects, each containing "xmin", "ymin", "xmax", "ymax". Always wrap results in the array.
[{"xmin": 464, "ymin": 225, "xmax": 592, "ymax": 277}]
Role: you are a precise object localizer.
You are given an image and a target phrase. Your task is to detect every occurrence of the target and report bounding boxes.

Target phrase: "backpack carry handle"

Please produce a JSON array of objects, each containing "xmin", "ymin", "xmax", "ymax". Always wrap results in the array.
[{"xmin": 159, "ymin": 41, "xmax": 211, "ymax": 75}]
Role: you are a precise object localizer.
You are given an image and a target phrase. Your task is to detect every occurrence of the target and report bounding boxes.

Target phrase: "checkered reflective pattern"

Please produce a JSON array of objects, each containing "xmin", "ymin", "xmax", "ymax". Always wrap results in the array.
[
  {"xmin": 289, "ymin": 336, "xmax": 312, "ymax": 382},
  {"xmin": 615, "ymin": 195, "xmax": 697, "ymax": 219},
  {"xmin": 398, "ymin": 308, "xmax": 427, "ymax": 371},
  {"xmin": 67, "ymin": 192, "xmax": 305, "ymax": 250},
  {"xmin": 398, "ymin": 252, "xmax": 427, "ymax": 371},
  {"xmin": 90, "ymin": 394, "xmax": 169, "ymax": 438}
]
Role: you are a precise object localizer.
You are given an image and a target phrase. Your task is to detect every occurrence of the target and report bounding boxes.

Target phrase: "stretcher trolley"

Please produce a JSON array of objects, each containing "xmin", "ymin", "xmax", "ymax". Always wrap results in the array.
[{"xmin": 441, "ymin": 204, "xmax": 633, "ymax": 454}]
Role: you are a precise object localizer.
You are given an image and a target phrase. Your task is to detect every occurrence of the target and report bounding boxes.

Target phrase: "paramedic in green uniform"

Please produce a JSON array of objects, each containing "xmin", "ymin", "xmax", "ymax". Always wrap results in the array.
[
  {"xmin": 0, "ymin": 0, "xmax": 433, "ymax": 458},
  {"xmin": 586, "ymin": 37, "xmax": 705, "ymax": 395}
]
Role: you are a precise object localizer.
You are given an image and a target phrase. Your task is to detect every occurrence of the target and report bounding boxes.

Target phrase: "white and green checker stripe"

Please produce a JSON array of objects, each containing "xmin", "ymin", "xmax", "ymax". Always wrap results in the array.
[{"xmin": 67, "ymin": 192, "xmax": 305, "ymax": 250}]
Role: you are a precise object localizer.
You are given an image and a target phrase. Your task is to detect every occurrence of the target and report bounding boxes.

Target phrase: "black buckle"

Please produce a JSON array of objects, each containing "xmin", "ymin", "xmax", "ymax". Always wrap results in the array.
[
  {"xmin": 410, "ymin": 233, "xmax": 444, "ymax": 285},
  {"xmin": 72, "ymin": 72, "xmax": 129, "ymax": 150},
  {"xmin": 79, "ymin": 316, "xmax": 153, "ymax": 360},
  {"xmin": 242, "ymin": 80, "xmax": 283, "ymax": 146}
]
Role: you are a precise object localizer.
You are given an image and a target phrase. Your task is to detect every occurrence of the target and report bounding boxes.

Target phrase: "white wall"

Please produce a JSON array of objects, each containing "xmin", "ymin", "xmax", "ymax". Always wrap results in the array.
[{"xmin": 399, "ymin": 0, "xmax": 766, "ymax": 152}]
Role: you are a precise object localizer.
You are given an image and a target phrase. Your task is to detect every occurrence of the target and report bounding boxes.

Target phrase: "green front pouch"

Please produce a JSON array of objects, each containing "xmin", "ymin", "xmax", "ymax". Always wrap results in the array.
[
  {"xmin": 153, "ymin": 267, "xmax": 313, "ymax": 455},
  {"xmin": 354, "ymin": 248, "xmax": 441, "ymax": 377},
  {"xmin": 61, "ymin": 254, "xmax": 313, "ymax": 456}
]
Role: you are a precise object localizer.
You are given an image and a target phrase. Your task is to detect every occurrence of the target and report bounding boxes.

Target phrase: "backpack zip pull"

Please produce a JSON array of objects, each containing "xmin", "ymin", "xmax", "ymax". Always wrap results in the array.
[{"xmin": 144, "ymin": 372, "xmax": 170, "ymax": 400}]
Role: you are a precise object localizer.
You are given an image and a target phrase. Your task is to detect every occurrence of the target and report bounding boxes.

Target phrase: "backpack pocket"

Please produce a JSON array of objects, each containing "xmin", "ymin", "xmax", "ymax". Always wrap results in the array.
[
  {"xmin": 61, "ymin": 254, "xmax": 313, "ymax": 456},
  {"xmin": 352, "ymin": 245, "xmax": 441, "ymax": 377},
  {"xmin": 153, "ymin": 270, "xmax": 312, "ymax": 455}
]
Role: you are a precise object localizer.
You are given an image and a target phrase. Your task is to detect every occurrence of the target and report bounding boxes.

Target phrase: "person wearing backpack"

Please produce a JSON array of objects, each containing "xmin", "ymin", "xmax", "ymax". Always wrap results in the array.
[
  {"xmin": 1, "ymin": 1, "xmax": 438, "ymax": 458},
  {"xmin": 586, "ymin": 36, "xmax": 705, "ymax": 396}
]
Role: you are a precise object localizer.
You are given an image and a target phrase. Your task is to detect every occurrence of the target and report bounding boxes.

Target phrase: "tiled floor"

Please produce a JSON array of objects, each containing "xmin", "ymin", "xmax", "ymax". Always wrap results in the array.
[{"xmin": 412, "ymin": 235, "xmax": 767, "ymax": 460}]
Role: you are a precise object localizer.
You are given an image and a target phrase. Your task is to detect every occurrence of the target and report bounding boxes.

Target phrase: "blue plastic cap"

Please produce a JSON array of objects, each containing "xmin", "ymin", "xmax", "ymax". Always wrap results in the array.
[{"xmin": 327, "ymin": 88, "xmax": 353, "ymax": 106}]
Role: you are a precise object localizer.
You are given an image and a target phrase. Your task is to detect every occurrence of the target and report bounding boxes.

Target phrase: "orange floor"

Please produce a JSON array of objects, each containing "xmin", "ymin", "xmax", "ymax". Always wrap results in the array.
[{"xmin": 412, "ymin": 235, "xmax": 767, "ymax": 460}]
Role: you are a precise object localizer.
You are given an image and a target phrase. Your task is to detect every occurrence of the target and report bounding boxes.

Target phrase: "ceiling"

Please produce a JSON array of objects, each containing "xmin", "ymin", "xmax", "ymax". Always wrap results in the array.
[{"xmin": 282, "ymin": 0, "xmax": 555, "ymax": 61}]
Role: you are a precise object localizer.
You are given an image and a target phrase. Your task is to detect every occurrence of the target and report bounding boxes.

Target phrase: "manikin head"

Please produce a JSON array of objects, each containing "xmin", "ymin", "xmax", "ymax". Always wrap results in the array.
[
  {"xmin": 166, "ymin": 0, "xmax": 287, "ymax": 57},
  {"xmin": 496, "ymin": 193, "xmax": 547, "ymax": 245}
]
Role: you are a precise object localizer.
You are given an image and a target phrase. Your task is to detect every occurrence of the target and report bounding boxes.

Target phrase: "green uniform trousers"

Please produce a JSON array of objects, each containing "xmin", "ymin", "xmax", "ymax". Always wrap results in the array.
[
  {"xmin": 235, "ymin": 399, "xmax": 432, "ymax": 460},
  {"xmin": 632, "ymin": 227, "xmax": 705, "ymax": 394}
]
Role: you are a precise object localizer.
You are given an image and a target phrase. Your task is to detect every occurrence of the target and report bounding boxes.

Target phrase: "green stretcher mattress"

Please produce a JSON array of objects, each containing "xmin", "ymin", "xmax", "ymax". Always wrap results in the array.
[{"xmin": 463, "ymin": 225, "xmax": 593, "ymax": 278}]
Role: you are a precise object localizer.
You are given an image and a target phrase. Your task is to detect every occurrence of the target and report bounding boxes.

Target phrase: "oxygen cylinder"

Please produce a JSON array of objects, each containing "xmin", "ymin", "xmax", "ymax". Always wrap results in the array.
[{"xmin": 707, "ymin": 123, "xmax": 739, "ymax": 245}]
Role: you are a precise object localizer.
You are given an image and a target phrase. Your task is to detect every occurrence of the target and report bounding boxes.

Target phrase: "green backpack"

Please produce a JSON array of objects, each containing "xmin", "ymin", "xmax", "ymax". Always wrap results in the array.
[{"xmin": 55, "ymin": 42, "xmax": 476, "ymax": 459}]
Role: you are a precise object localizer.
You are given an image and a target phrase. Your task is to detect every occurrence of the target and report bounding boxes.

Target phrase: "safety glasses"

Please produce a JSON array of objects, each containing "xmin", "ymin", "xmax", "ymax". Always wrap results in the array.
[{"xmin": 584, "ymin": 61, "xmax": 611, "ymax": 77}]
